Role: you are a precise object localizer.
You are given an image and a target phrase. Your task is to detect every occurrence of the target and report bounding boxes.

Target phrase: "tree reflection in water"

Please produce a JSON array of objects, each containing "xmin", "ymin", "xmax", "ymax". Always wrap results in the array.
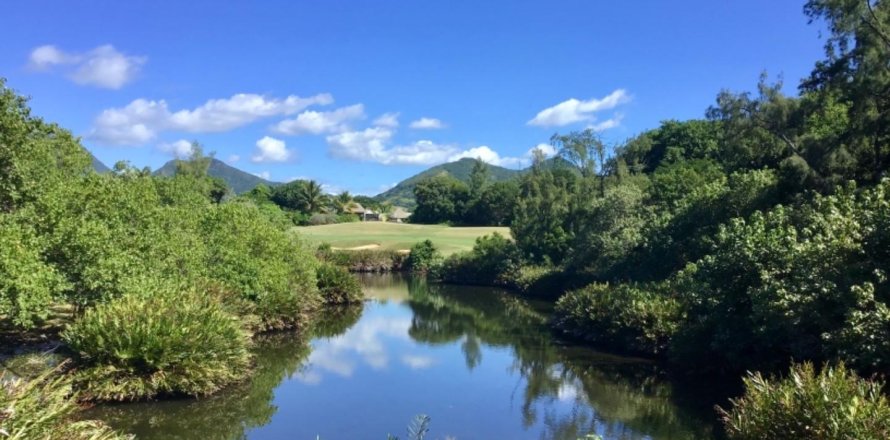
[
  {"xmin": 403, "ymin": 278, "xmax": 717, "ymax": 440},
  {"xmin": 86, "ymin": 276, "xmax": 717, "ymax": 440},
  {"xmin": 84, "ymin": 304, "xmax": 362, "ymax": 440}
]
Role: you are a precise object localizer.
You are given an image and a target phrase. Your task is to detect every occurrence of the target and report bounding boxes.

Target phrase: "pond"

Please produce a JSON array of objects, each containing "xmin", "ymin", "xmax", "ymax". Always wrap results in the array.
[{"xmin": 86, "ymin": 274, "xmax": 720, "ymax": 439}]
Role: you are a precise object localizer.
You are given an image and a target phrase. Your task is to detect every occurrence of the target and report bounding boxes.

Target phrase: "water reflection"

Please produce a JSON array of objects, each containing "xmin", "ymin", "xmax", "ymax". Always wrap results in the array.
[
  {"xmin": 86, "ymin": 332, "xmax": 314, "ymax": 440},
  {"xmin": 88, "ymin": 275, "xmax": 717, "ymax": 439}
]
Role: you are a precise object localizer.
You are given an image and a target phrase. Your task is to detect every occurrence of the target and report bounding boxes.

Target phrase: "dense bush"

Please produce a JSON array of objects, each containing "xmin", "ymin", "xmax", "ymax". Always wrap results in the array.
[
  {"xmin": 201, "ymin": 203, "xmax": 320, "ymax": 330},
  {"xmin": 406, "ymin": 240, "xmax": 442, "ymax": 274},
  {"xmin": 319, "ymin": 247, "xmax": 407, "ymax": 272},
  {"xmin": 63, "ymin": 285, "xmax": 251, "ymax": 401},
  {"xmin": 316, "ymin": 262, "xmax": 363, "ymax": 304},
  {"xmin": 308, "ymin": 213, "xmax": 339, "ymax": 225},
  {"xmin": 0, "ymin": 369, "xmax": 130, "ymax": 440},
  {"xmin": 438, "ymin": 233, "xmax": 520, "ymax": 286},
  {"xmin": 670, "ymin": 181, "xmax": 890, "ymax": 376},
  {"xmin": 38, "ymin": 173, "xmax": 208, "ymax": 308},
  {"xmin": 555, "ymin": 283, "xmax": 681, "ymax": 356},
  {"xmin": 719, "ymin": 363, "xmax": 890, "ymax": 440},
  {"xmin": 0, "ymin": 214, "xmax": 67, "ymax": 328}
]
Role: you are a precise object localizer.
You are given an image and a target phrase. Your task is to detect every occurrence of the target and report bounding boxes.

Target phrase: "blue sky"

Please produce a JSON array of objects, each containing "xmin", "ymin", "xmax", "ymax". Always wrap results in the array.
[{"xmin": 1, "ymin": 1, "xmax": 826, "ymax": 195}]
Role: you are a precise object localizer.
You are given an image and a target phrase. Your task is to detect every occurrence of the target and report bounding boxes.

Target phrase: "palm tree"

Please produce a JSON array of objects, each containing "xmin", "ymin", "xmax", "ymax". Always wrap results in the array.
[
  {"xmin": 333, "ymin": 191, "xmax": 357, "ymax": 214},
  {"xmin": 299, "ymin": 180, "xmax": 325, "ymax": 213}
]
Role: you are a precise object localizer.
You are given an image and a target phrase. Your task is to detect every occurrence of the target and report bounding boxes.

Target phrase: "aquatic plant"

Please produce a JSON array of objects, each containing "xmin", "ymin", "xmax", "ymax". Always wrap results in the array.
[
  {"xmin": 63, "ymin": 284, "xmax": 251, "ymax": 401},
  {"xmin": 0, "ymin": 367, "xmax": 131, "ymax": 439},
  {"xmin": 719, "ymin": 362, "xmax": 890, "ymax": 440}
]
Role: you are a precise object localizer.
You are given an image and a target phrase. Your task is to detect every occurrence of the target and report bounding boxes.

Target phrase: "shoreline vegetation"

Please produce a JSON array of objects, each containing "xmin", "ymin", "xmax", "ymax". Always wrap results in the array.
[{"xmin": 3, "ymin": 2, "xmax": 890, "ymax": 438}]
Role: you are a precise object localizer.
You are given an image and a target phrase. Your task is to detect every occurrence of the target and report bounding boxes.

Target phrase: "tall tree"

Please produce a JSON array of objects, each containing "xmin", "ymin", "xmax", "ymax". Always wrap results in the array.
[
  {"xmin": 803, "ymin": 0, "xmax": 890, "ymax": 181},
  {"xmin": 468, "ymin": 159, "xmax": 490, "ymax": 199},
  {"xmin": 300, "ymin": 180, "xmax": 325, "ymax": 213}
]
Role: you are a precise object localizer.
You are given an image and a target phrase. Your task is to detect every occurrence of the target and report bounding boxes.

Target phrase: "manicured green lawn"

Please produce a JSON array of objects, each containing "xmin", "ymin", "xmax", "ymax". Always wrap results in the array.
[{"xmin": 294, "ymin": 222, "xmax": 510, "ymax": 255}]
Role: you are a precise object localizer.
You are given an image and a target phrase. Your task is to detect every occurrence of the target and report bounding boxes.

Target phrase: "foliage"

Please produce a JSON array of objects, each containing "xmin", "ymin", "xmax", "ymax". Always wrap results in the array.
[
  {"xmin": 63, "ymin": 285, "xmax": 251, "ymax": 401},
  {"xmin": 201, "ymin": 203, "xmax": 320, "ymax": 330},
  {"xmin": 719, "ymin": 362, "xmax": 890, "ymax": 440},
  {"xmin": 406, "ymin": 240, "xmax": 443, "ymax": 274},
  {"xmin": 0, "ymin": 368, "xmax": 131, "ymax": 440},
  {"xmin": 0, "ymin": 79, "xmax": 92, "ymax": 213},
  {"xmin": 412, "ymin": 174, "xmax": 469, "ymax": 224},
  {"xmin": 316, "ymin": 262, "xmax": 363, "ymax": 304},
  {"xmin": 308, "ymin": 212, "xmax": 340, "ymax": 225},
  {"xmin": 319, "ymin": 248, "xmax": 408, "ymax": 272},
  {"xmin": 671, "ymin": 181, "xmax": 890, "ymax": 376},
  {"xmin": 0, "ymin": 214, "xmax": 68, "ymax": 328},
  {"xmin": 270, "ymin": 179, "xmax": 326, "ymax": 213},
  {"xmin": 437, "ymin": 233, "xmax": 521, "ymax": 286},
  {"xmin": 511, "ymin": 152, "xmax": 578, "ymax": 263},
  {"xmin": 555, "ymin": 283, "xmax": 681, "ymax": 356}
]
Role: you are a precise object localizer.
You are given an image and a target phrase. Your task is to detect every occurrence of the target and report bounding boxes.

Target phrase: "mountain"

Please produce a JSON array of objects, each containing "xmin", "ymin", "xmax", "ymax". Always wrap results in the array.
[
  {"xmin": 374, "ymin": 158, "xmax": 523, "ymax": 208},
  {"xmin": 86, "ymin": 149, "xmax": 111, "ymax": 174},
  {"xmin": 153, "ymin": 158, "xmax": 279, "ymax": 194}
]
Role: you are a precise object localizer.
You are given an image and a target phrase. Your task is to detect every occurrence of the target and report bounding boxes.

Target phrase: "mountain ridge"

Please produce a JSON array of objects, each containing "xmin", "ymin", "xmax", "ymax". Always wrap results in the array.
[
  {"xmin": 153, "ymin": 158, "xmax": 280, "ymax": 194},
  {"xmin": 374, "ymin": 156, "xmax": 574, "ymax": 208}
]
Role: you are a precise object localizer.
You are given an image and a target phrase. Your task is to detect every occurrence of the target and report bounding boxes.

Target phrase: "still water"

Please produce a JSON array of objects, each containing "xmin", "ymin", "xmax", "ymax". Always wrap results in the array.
[{"xmin": 88, "ymin": 274, "xmax": 718, "ymax": 439}]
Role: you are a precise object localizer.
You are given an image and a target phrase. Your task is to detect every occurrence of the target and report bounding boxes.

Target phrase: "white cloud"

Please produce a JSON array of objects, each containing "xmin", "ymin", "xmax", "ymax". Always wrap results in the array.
[
  {"xmin": 251, "ymin": 136, "xmax": 293, "ymax": 163},
  {"xmin": 157, "ymin": 139, "xmax": 194, "ymax": 158},
  {"xmin": 29, "ymin": 44, "xmax": 146, "ymax": 89},
  {"xmin": 273, "ymin": 104, "xmax": 364, "ymax": 135},
  {"xmin": 532, "ymin": 143, "xmax": 558, "ymax": 157},
  {"xmin": 321, "ymin": 183, "xmax": 344, "ymax": 194},
  {"xmin": 253, "ymin": 171, "xmax": 271, "ymax": 180},
  {"xmin": 295, "ymin": 316, "xmax": 413, "ymax": 384},
  {"xmin": 449, "ymin": 146, "xmax": 523, "ymax": 167},
  {"xmin": 328, "ymin": 130, "xmax": 459, "ymax": 166},
  {"xmin": 409, "ymin": 117, "xmax": 445, "ymax": 130},
  {"xmin": 89, "ymin": 92, "xmax": 333, "ymax": 145},
  {"xmin": 29, "ymin": 45, "xmax": 76, "ymax": 67},
  {"xmin": 326, "ymin": 127, "xmax": 395, "ymax": 162},
  {"xmin": 373, "ymin": 112, "xmax": 400, "ymax": 128},
  {"xmin": 226, "ymin": 154, "xmax": 240, "ymax": 164},
  {"xmin": 327, "ymin": 126, "xmax": 555, "ymax": 168},
  {"xmin": 528, "ymin": 89, "xmax": 630, "ymax": 127},
  {"xmin": 401, "ymin": 355, "xmax": 435, "ymax": 370},
  {"xmin": 449, "ymin": 143, "xmax": 559, "ymax": 168},
  {"xmin": 589, "ymin": 115, "xmax": 623, "ymax": 132}
]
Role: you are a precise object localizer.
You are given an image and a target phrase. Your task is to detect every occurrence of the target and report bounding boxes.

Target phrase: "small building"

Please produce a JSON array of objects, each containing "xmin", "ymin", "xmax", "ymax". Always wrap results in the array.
[
  {"xmin": 389, "ymin": 207, "xmax": 412, "ymax": 223},
  {"xmin": 347, "ymin": 203, "xmax": 381, "ymax": 221}
]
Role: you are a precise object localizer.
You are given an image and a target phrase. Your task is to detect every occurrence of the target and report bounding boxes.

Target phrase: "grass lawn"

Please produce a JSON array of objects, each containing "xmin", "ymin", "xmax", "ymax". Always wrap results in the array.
[{"xmin": 294, "ymin": 222, "xmax": 510, "ymax": 255}]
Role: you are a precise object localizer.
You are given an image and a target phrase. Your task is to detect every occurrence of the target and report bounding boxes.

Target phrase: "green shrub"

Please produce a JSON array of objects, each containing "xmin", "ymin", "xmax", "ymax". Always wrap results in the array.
[
  {"xmin": 316, "ymin": 262, "xmax": 363, "ymax": 304},
  {"xmin": 555, "ymin": 283, "xmax": 681, "ymax": 356},
  {"xmin": 670, "ymin": 181, "xmax": 890, "ymax": 376},
  {"xmin": 0, "ymin": 214, "xmax": 68, "ymax": 329},
  {"xmin": 406, "ymin": 240, "xmax": 442, "ymax": 274},
  {"xmin": 308, "ymin": 213, "xmax": 339, "ymax": 225},
  {"xmin": 336, "ymin": 213, "xmax": 360, "ymax": 223},
  {"xmin": 719, "ymin": 362, "xmax": 890, "ymax": 440},
  {"xmin": 319, "ymin": 248, "xmax": 407, "ymax": 272},
  {"xmin": 202, "ymin": 203, "xmax": 320, "ymax": 330},
  {"xmin": 63, "ymin": 285, "xmax": 251, "ymax": 401},
  {"xmin": 0, "ymin": 368, "xmax": 131, "ymax": 439},
  {"xmin": 437, "ymin": 233, "xmax": 520, "ymax": 286}
]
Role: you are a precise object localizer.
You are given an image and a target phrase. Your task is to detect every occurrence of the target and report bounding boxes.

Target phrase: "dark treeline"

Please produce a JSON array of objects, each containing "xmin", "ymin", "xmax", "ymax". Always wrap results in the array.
[
  {"xmin": 243, "ymin": 179, "xmax": 390, "ymax": 226},
  {"xmin": 411, "ymin": 159, "xmax": 520, "ymax": 226}
]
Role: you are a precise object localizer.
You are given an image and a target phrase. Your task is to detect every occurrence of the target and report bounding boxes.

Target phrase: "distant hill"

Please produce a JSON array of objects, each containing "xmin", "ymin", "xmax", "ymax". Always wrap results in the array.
[
  {"xmin": 154, "ymin": 158, "xmax": 279, "ymax": 194},
  {"xmin": 374, "ymin": 158, "xmax": 523, "ymax": 208},
  {"xmin": 86, "ymin": 149, "xmax": 111, "ymax": 174},
  {"xmin": 374, "ymin": 156, "xmax": 578, "ymax": 208}
]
